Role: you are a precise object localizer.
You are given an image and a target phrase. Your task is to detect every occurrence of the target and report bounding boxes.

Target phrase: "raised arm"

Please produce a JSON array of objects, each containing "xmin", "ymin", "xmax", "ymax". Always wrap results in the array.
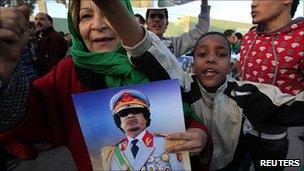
[
  {"xmin": 170, "ymin": 0, "xmax": 210, "ymax": 57},
  {"xmin": 92, "ymin": 0, "xmax": 144, "ymax": 47},
  {"xmin": 93, "ymin": 0, "xmax": 193, "ymax": 91}
]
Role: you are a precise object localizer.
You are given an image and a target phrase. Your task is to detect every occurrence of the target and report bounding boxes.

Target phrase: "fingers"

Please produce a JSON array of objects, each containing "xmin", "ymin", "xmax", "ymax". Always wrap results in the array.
[
  {"xmin": 18, "ymin": 5, "xmax": 31, "ymax": 21},
  {"xmin": 154, "ymin": 132, "xmax": 167, "ymax": 137},
  {"xmin": 0, "ymin": 18, "xmax": 22, "ymax": 42},
  {"xmin": 167, "ymin": 132, "xmax": 192, "ymax": 141},
  {"xmin": 0, "ymin": 7, "xmax": 29, "ymax": 62},
  {"xmin": 166, "ymin": 128, "xmax": 207, "ymax": 155},
  {"xmin": 0, "ymin": 7, "xmax": 27, "ymax": 40},
  {"xmin": 168, "ymin": 140, "xmax": 200, "ymax": 153},
  {"xmin": 167, "ymin": 136, "xmax": 201, "ymax": 155},
  {"xmin": 167, "ymin": 128, "xmax": 202, "ymax": 141}
]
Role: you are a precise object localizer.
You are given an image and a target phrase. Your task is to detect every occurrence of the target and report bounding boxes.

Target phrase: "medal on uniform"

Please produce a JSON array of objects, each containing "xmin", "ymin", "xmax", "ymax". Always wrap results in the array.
[
  {"xmin": 161, "ymin": 152, "xmax": 169, "ymax": 162},
  {"xmin": 148, "ymin": 156, "xmax": 155, "ymax": 163}
]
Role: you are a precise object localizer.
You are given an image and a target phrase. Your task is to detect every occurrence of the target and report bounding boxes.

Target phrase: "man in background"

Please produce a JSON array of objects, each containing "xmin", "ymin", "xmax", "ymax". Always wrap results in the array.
[
  {"xmin": 34, "ymin": 12, "xmax": 67, "ymax": 77},
  {"xmin": 145, "ymin": 0, "xmax": 210, "ymax": 58}
]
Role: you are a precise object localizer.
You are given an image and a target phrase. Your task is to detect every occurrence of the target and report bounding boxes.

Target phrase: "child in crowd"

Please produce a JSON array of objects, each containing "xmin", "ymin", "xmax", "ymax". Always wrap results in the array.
[{"xmin": 183, "ymin": 31, "xmax": 303, "ymax": 170}]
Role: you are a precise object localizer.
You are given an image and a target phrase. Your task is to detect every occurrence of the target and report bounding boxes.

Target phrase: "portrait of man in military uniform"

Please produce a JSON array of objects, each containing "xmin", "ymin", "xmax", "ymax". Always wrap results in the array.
[
  {"xmin": 72, "ymin": 79, "xmax": 190, "ymax": 170},
  {"xmin": 100, "ymin": 89, "xmax": 185, "ymax": 171}
]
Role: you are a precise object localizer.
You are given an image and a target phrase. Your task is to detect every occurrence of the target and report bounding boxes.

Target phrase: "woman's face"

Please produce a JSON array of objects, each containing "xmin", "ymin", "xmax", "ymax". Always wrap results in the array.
[{"xmin": 78, "ymin": 0, "xmax": 121, "ymax": 53}]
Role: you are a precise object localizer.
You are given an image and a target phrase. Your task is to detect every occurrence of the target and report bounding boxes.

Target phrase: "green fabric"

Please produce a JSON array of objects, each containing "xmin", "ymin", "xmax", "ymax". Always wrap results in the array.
[
  {"xmin": 183, "ymin": 102, "xmax": 203, "ymax": 123},
  {"xmin": 121, "ymin": 0, "xmax": 134, "ymax": 15},
  {"xmin": 231, "ymin": 42, "xmax": 241, "ymax": 54},
  {"xmin": 114, "ymin": 146, "xmax": 133, "ymax": 171},
  {"xmin": 68, "ymin": 0, "xmax": 148, "ymax": 87}
]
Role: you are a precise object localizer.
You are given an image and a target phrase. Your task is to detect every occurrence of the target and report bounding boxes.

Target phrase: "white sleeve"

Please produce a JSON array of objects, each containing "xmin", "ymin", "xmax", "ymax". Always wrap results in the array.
[{"xmin": 122, "ymin": 28, "xmax": 193, "ymax": 92}]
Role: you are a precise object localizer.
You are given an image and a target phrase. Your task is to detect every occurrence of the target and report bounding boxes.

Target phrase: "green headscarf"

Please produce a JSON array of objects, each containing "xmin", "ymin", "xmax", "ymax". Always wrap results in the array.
[{"xmin": 68, "ymin": 0, "xmax": 149, "ymax": 87}]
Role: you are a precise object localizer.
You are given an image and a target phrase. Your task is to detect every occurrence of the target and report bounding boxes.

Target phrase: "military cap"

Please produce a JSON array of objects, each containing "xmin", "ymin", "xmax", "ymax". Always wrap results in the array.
[{"xmin": 110, "ymin": 89, "xmax": 150, "ymax": 115}]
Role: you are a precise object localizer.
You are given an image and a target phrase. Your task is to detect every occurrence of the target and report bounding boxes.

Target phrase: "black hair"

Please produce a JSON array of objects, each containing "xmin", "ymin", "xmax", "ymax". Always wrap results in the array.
[
  {"xmin": 223, "ymin": 29, "xmax": 235, "ymax": 37},
  {"xmin": 235, "ymin": 32, "xmax": 243, "ymax": 40},
  {"xmin": 113, "ymin": 108, "xmax": 151, "ymax": 132},
  {"xmin": 46, "ymin": 14, "xmax": 53, "ymax": 23},
  {"xmin": 146, "ymin": 8, "xmax": 169, "ymax": 21},
  {"xmin": 194, "ymin": 31, "xmax": 231, "ymax": 57},
  {"xmin": 291, "ymin": 0, "xmax": 299, "ymax": 18},
  {"xmin": 135, "ymin": 13, "xmax": 146, "ymax": 24}
]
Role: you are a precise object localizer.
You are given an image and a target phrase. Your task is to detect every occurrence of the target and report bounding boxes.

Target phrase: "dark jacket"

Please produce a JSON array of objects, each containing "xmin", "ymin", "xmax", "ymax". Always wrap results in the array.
[{"xmin": 35, "ymin": 27, "xmax": 68, "ymax": 76}]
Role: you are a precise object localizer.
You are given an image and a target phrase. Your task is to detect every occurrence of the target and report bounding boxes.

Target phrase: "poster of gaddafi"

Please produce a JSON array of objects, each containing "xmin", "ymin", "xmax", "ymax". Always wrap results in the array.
[{"xmin": 72, "ymin": 79, "xmax": 191, "ymax": 171}]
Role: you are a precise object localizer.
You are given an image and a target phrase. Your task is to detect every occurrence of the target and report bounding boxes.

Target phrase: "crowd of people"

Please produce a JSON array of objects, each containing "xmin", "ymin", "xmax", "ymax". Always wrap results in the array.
[{"xmin": 0, "ymin": 0, "xmax": 303, "ymax": 171}]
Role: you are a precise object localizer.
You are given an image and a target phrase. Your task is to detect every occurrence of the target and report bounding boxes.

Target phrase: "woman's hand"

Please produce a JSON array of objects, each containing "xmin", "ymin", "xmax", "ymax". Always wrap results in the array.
[
  {"xmin": 92, "ymin": 0, "xmax": 144, "ymax": 47},
  {"xmin": 166, "ymin": 128, "xmax": 207, "ymax": 155}
]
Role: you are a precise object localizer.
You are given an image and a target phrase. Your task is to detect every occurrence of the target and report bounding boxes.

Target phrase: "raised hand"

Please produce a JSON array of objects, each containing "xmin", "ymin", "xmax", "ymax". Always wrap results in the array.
[{"xmin": 0, "ymin": 6, "xmax": 29, "ymax": 81}]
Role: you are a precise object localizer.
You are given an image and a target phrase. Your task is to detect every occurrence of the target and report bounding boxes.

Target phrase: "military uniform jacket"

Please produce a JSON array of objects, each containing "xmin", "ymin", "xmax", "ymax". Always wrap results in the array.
[{"xmin": 105, "ymin": 130, "xmax": 184, "ymax": 171}]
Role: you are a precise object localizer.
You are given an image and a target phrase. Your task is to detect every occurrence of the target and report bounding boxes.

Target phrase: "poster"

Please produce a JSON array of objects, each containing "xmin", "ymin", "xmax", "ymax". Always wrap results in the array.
[{"xmin": 72, "ymin": 79, "xmax": 191, "ymax": 170}]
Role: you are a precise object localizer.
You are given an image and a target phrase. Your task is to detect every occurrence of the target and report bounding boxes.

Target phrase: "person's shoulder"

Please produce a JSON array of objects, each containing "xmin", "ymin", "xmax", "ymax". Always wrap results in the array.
[
  {"xmin": 50, "ymin": 30, "xmax": 66, "ymax": 40},
  {"xmin": 57, "ymin": 56, "xmax": 74, "ymax": 68},
  {"xmin": 53, "ymin": 56, "xmax": 75, "ymax": 75}
]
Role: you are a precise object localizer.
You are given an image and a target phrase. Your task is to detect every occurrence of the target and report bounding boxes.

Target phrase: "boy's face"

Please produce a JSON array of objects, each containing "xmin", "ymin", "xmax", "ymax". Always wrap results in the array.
[
  {"xmin": 227, "ymin": 33, "xmax": 237, "ymax": 44},
  {"xmin": 146, "ymin": 9, "xmax": 168, "ymax": 37},
  {"xmin": 251, "ymin": 0, "xmax": 290, "ymax": 24},
  {"xmin": 193, "ymin": 34, "xmax": 231, "ymax": 92}
]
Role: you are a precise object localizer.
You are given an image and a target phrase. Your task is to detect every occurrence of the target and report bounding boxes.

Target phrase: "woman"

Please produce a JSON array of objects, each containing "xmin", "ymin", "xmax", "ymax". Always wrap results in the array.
[{"xmin": 0, "ymin": 0, "xmax": 212, "ymax": 170}]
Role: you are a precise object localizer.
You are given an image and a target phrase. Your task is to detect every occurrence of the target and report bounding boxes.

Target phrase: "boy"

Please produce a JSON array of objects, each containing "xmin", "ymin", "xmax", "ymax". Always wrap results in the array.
[{"xmin": 183, "ymin": 32, "xmax": 303, "ymax": 170}]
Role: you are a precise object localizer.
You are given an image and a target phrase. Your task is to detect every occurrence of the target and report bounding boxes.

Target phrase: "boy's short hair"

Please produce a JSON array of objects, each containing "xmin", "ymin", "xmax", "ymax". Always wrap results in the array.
[
  {"xmin": 194, "ymin": 31, "xmax": 231, "ymax": 57},
  {"xmin": 291, "ymin": 0, "xmax": 299, "ymax": 18},
  {"xmin": 223, "ymin": 29, "xmax": 235, "ymax": 37}
]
